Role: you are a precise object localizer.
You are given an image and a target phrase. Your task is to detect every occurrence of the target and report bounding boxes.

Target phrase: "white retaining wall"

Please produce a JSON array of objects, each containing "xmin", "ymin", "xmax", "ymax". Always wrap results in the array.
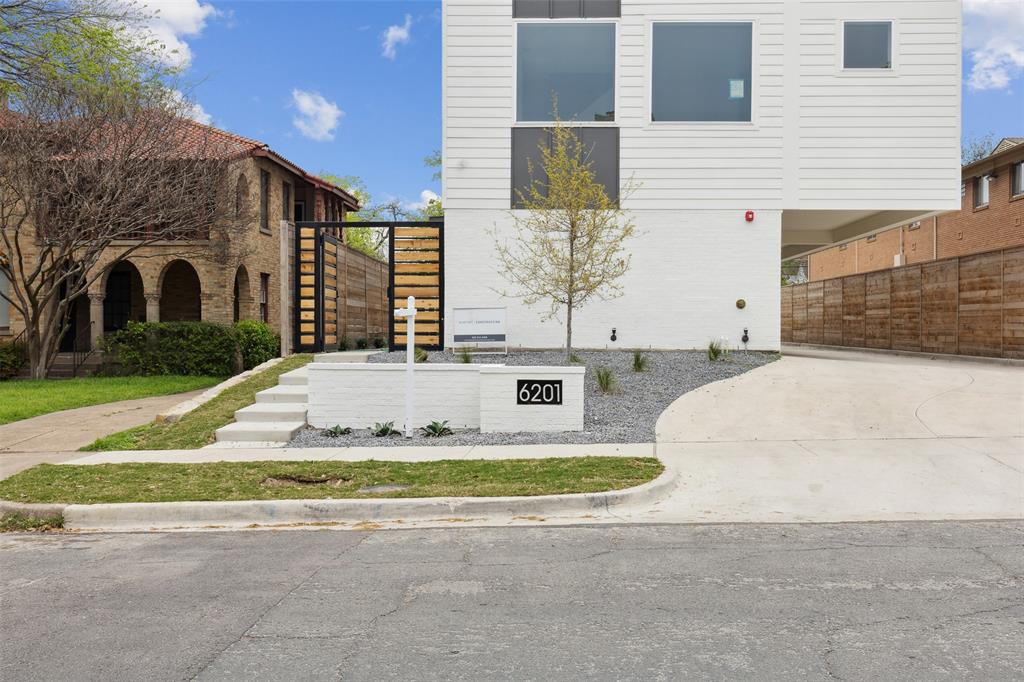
[{"xmin": 307, "ymin": 363, "xmax": 585, "ymax": 433}]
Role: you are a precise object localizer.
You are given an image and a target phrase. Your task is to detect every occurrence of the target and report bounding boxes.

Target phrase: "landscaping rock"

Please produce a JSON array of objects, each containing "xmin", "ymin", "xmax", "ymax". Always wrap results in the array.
[{"xmin": 290, "ymin": 350, "xmax": 776, "ymax": 447}]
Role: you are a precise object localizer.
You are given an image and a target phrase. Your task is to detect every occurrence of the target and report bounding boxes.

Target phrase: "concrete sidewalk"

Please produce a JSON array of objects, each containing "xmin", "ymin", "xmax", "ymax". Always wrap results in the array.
[{"xmin": 0, "ymin": 390, "xmax": 206, "ymax": 479}]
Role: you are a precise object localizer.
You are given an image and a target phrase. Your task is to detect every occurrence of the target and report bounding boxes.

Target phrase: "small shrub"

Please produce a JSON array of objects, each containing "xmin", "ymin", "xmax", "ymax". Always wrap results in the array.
[
  {"xmin": 420, "ymin": 420, "xmax": 453, "ymax": 437},
  {"xmin": 414, "ymin": 347, "xmax": 429, "ymax": 363},
  {"xmin": 372, "ymin": 337, "xmax": 386, "ymax": 349},
  {"xmin": 595, "ymin": 367, "xmax": 618, "ymax": 395},
  {"xmin": 456, "ymin": 346, "xmax": 472, "ymax": 364},
  {"xmin": 234, "ymin": 320, "xmax": 280, "ymax": 370},
  {"xmin": 103, "ymin": 321, "xmax": 240, "ymax": 376},
  {"xmin": 355, "ymin": 338, "xmax": 369, "ymax": 350},
  {"xmin": 323, "ymin": 425, "xmax": 352, "ymax": 437},
  {"xmin": 372, "ymin": 421, "xmax": 399, "ymax": 437},
  {"xmin": 568, "ymin": 352, "xmax": 583, "ymax": 365},
  {"xmin": 707, "ymin": 339, "xmax": 730, "ymax": 362},
  {"xmin": 338, "ymin": 336, "xmax": 350, "ymax": 351},
  {"xmin": 631, "ymin": 350, "xmax": 649, "ymax": 372},
  {"xmin": 0, "ymin": 341, "xmax": 26, "ymax": 381}
]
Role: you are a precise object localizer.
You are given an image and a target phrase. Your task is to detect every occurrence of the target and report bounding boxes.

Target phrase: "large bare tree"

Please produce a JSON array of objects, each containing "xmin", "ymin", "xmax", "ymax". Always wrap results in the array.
[
  {"xmin": 0, "ymin": 77, "xmax": 247, "ymax": 378},
  {"xmin": 493, "ymin": 117, "xmax": 636, "ymax": 359}
]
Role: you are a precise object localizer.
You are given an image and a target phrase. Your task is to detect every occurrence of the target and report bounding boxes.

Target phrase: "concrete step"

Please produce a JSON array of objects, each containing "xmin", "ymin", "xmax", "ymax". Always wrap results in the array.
[
  {"xmin": 234, "ymin": 403, "xmax": 307, "ymax": 422},
  {"xmin": 214, "ymin": 421, "xmax": 306, "ymax": 443},
  {"xmin": 254, "ymin": 385, "xmax": 308, "ymax": 404},
  {"xmin": 277, "ymin": 367, "xmax": 308, "ymax": 386},
  {"xmin": 314, "ymin": 351, "xmax": 380, "ymax": 363}
]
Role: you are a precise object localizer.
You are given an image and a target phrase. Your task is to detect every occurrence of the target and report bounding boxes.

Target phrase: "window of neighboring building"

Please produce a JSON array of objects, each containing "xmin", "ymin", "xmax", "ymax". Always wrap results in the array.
[
  {"xmin": 282, "ymin": 182, "xmax": 292, "ymax": 221},
  {"xmin": 235, "ymin": 174, "xmax": 248, "ymax": 218},
  {"xmin": 651, "ymin": 22, "xmax": 753, "ymax": 123},
  {"xmin": 259, "ymin": 274, "xmax": 269, "ymax": 323},
  {"xmin": 294, "ymin": 201, "xmax": 306, "ymax": 222},
  {"xmin": 974, "ymin": 175, "xmax": 990, "ymax": 208},
  {"xmin": 516, "ymin": 23, "xmax": 616, "ymax": 122},
  {"xmin": 259, "ymin": 170, "xmax": 270, "ymax": 233},
  {"xmin": 843, "ymin": 21, "xmax": 892, "ymax": 70},
  {"xmin": 1012, "ymin": 161, "xmax": 1024, "ymax": 198},
  {"xmin": 0, "ymin": 270, "xmax": 9, "ymax": 330}
]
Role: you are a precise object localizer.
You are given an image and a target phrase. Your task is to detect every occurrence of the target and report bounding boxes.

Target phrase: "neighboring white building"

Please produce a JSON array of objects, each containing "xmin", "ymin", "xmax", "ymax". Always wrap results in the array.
[{"xmin": 442, "ymin": 0, "xmax": 961, "ymax": 350}]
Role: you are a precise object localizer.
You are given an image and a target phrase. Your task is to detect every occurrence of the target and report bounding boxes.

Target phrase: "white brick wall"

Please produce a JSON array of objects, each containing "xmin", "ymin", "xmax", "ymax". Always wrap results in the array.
[
  {"xmin": 307, "ymin": 363, "xmax": 585, "ymax": 433},
  {"xmin": 445, "ymin": 209, "xmax": 782, "ymax": 350},
  {"xmin": 479, "ymin": 366, "xmax": 584, "ymax": 433}
]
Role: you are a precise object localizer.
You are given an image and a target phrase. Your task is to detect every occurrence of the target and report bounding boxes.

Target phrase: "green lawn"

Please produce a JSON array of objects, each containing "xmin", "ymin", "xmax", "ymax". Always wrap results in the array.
[
  {"xmin": 82, "ymin": 354, "xmax": 312, "ymax": 451},
  {"xmin": 0, "ymin": 375, "xmax": 222, "ymax": 425},
  {"xmin": 0, "ymin": 457, "xmax": 664, "ymax": 504}
]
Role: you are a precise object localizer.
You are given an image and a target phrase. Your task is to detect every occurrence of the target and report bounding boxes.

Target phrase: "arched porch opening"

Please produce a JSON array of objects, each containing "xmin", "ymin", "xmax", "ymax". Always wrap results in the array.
[
  {"xmin": 160, "ymin": 260, "xmax": 202, "ymax": 322},
  {"xmin": 233, "ymin": 265, "xmax": 252, "ymax": 322},
  {"xmin": 104, "ymin": 261, "xmax": 146, "ymax": 332}
]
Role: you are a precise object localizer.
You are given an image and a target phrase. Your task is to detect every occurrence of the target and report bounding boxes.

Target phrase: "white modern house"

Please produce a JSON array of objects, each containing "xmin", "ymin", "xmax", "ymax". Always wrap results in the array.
[{"xmin": 441, "ymin": 0, "xmax": 961, "ymax": 350}]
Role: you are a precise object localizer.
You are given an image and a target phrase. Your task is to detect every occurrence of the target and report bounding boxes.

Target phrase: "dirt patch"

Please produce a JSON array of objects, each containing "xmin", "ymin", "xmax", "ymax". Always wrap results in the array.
[{"xmin": 261, "ymin": 474, "xmax": 352, "ymax": 488}]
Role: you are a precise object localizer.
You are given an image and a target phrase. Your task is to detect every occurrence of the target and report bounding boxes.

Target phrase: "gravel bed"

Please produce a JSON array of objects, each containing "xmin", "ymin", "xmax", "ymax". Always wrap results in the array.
[{"xmin": 289, "ymin": 349, "xmax": 776, "ymax": 448}]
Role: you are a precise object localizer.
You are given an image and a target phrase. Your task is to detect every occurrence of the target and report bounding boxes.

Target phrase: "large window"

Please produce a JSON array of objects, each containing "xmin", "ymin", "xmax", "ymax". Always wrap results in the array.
[
  {"xmin": 516, "ymin": 23, "xmax": 615, "ymax": 122},
  {"xmin": 281, "ymin": 182, "xmax": 291, "ymax": 221},
  {"xmin": 974, "ymin": 175, "xmax": 990, "ymax": 208},
  {"xmin": 651, "ymin": 22, "xmax": 753, "ymax": 123},
  {"xmin": 1012, "ymin": 161, "xmax": 1024, "ymax": 198},
  {"xmin": 511, "ymin": 127, "xmax": 619, "ymax": 207},
  {"xmin": 259, "ymin": 273, "xmax": 269, "ymax": 323},
  {"xmin": 259, "ymin": 170, "xmax": 270, "ymax": 233},
  {"xmin": 843, "ymin": 21, "xmax": 892, "ymax": 69}
]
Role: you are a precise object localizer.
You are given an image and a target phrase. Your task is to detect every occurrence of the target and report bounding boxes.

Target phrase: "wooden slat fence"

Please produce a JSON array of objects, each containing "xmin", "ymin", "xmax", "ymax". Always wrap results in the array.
[
  {"xmin": 781, "ymin": 246, "xmax": 1024, "ymax": 359},
  {"xmin": 390, "ymin": 224, "xmax": 444, "ymax": 349},
  {"xmin": 337, "ymin": 244, "xmax": 388, "ymax": 344}
]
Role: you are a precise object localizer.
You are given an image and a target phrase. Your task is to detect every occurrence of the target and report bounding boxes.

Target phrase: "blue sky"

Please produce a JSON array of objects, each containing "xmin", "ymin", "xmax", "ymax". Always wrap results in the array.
[{"xmin": 147, "ymin": 0, "xmax": 1021, "ymax": 209}]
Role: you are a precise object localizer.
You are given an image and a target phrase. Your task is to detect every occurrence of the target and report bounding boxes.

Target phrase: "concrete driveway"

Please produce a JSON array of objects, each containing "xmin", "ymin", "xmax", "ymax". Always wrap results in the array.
[{"xmin": 652, "ymin": 347, "xmax": 1023, "ymax": 523}]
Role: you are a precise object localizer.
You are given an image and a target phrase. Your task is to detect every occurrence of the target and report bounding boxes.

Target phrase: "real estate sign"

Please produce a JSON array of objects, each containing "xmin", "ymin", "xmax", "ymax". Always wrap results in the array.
[{"xmin": 452, "ymin": 307, "xmax": 507, "ymax": 344}]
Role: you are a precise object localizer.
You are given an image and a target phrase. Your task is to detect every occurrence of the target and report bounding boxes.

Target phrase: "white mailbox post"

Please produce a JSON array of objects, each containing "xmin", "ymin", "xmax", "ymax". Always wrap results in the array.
[{"xmin": 393, "ymin": 295, "xmax": 417, "ymax": 438}]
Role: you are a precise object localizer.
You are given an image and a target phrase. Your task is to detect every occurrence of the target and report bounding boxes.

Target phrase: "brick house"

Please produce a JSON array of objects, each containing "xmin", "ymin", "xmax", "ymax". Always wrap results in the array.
[
  {"xmin": 0, "ymin": 120, "xmax": 360, "ymax": 363},
  {"xmin": 807, "ymin": 138, "xmax": 1024, "ymax": 281}
]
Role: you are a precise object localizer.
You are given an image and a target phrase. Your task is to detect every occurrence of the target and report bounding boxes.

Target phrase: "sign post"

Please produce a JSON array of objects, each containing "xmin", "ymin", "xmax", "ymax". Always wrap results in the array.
[{"xmin": 393, "ymin": 295, "xmax": 417, "ymax": 438}]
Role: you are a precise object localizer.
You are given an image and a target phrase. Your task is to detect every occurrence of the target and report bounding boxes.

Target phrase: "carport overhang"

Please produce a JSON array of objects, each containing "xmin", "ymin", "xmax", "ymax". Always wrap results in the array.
[{"xmin": 781, "ymin": 209, "xmax": 942, "ymax": 260}]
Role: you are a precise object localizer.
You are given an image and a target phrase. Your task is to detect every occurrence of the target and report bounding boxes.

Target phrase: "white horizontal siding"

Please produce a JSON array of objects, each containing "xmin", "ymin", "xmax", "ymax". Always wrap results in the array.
[{"xmin": 443, "ymin": 0, "xmax": 961, "ymax": 211}]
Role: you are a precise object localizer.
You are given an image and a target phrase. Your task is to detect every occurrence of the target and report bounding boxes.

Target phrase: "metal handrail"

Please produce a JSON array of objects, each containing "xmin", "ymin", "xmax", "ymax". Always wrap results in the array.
[{"xmin": 71, "ymin": 323, "xmax": 97, "ymax": 377}]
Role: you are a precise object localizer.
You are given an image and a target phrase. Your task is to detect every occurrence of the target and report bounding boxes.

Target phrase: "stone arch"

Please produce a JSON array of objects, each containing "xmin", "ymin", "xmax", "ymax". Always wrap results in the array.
[
  {"xmin": 159, "ymin": 259, "xmax": 202, "ymax": 322},
  {"xmin": 233, "ymin": 265, "xmax": 253, "ymax": 322},
  {"xmin": 103, "ymin": 260, "xmax": 146, "ymax": 332}
]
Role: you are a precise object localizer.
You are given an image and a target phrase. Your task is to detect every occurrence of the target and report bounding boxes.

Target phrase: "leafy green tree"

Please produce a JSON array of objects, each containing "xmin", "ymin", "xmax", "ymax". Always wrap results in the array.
[
  {"xmin": 493, "ymin": 114, "xmax": 636, "ymax": 359},
  {"xmin": 424, "ymin": 149, "xmax": 442, "ymax": 181}
]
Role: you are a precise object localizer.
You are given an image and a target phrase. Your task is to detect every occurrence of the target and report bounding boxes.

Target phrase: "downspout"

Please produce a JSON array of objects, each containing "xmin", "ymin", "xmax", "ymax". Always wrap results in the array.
[{"xmin": 933, "ymin": 215, "xmax": 938, "ymax": 260}]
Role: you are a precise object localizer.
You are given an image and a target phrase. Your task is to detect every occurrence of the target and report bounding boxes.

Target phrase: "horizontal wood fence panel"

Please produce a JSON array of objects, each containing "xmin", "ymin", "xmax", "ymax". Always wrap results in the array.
[
  {"xmin": 783, "ymin": 246, "xmax": 1021, "ymax": 359},
  {"xmin": 390, "ymin": 221, "xmax": 444, "ymax": 350}
]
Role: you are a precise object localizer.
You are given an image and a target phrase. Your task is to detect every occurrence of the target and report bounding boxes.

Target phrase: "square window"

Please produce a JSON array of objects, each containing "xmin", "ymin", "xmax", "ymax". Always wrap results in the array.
[
  {"xmin": 974, "ymin": 175, "xmax": 990, "ymax": 207},
  {"xmin": 651, "ymin": 22, "xmax": 753, "ymax": 122},
  {"xmin": 843, "ymin": 21, "xmax": 892, "ymax": 69},
  {"xmin": 516, "ymin": 23, "xmax": 615, "ymax": 122}
]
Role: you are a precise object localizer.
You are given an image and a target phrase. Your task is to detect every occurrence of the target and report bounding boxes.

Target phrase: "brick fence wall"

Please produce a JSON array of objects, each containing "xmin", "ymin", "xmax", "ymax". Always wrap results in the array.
[{"xmin": 782, "ymin": 246, "xmax": 1024, "ymax": 359}]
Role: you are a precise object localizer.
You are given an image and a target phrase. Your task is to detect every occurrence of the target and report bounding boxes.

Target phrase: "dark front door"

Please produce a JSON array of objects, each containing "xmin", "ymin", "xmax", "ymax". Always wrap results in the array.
[
  {"xmin": 104, "ymin": 271, "xmax": 132, "ymax": 332},
  {"xmin": 59, "ymin": 296, "xmax": 80, "ymax": 352}
]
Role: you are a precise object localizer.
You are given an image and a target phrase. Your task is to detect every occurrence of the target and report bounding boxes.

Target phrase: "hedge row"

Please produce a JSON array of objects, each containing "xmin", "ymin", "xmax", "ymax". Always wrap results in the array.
[
  {"xmin": 102, "ymin": 321, "xmax": 279, "ymax": 377},
  {"xmin": 0, "ymin": 341, "xmax": 26, "ymax": 380}
]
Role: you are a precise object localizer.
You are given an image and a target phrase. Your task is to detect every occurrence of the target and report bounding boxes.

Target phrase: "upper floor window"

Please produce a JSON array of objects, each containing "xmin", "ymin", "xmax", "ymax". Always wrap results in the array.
[
  {"xmin": 235, "ymin": 175, "xmax": 248, "ymax": 219},
  {"xmin": 516, "ymin": 23, "xmax": 615, "ymax": 123},
  {"xmin": 974, "ymin": 175, "xmax": 990, "ymax": 208},
  {"xmin": 1012, "ymin": 161, "xmax": 1024, "ymax": 198},
  {"xmin": 651, "ymin": 22, "xmax": 753, "ymax": 122},
  {"xmin": 843, "ymin": 21, "xmax": 892, "ymax": 69},
  {"xmin": 259, "ymin": 169, "xmax": 270, "ymax": 233},
  {"xmin": 282, "ymin": 182, "xmax": 292, "ymax": 220}
]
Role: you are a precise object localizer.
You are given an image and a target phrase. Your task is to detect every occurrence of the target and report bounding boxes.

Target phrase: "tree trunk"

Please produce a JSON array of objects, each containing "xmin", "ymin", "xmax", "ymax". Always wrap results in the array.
[{"xmin": 565, "ymin": 298, "xmax": 573, "ymax": 361}]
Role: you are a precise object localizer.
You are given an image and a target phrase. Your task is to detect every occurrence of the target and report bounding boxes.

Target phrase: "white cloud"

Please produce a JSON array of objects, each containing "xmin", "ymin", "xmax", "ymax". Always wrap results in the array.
[
  {"xmin": 172, "ymin": 90, "xmax": 213, "ymax": 125},
  {"xmin": 407, "ymin": 189, "xmax": 440, "ymax": 211},
  {"xmin": 290, "ymin": 89, "xmax": 343, "ymax": 142},
  {"xmin": 132, "ymin": 1, "xmax": 220, "ymax": 68},
  {"xmin": 381, "ymin": 14, "xmax": 413, "ymax": 60},
  {"xmin": 963, "ymin": 0, "xmax": 1024, "ymax": 91}
]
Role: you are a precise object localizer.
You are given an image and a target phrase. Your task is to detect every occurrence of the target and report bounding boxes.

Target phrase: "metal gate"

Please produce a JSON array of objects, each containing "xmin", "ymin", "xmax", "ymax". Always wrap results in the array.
[{"xmin": 293, "ymin": 220, "xmax": 444, "ymax": 353}]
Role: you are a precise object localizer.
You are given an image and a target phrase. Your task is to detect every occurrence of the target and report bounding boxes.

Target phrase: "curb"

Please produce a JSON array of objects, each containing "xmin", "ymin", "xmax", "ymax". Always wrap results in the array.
[
  {"xmin": 156, "ymin": 357, "xmax": 285, "ymax": 423},
  {"xmin": 59, "ymin": 464, "xmax": 678, "ymax": 531},
  {"xmin": 0, "ymin": 500, "xmax": 68, "ymax": 519}
]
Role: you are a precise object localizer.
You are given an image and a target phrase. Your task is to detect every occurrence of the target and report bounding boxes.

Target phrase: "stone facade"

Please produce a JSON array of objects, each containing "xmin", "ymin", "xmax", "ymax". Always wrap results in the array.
[
  {"xmin": 809, "ymin": 140, "xmax": 1024, "ymax": 281},
  {"xmin": 0, "ymin": 133, "xmax": 359, "ymax": 357}
]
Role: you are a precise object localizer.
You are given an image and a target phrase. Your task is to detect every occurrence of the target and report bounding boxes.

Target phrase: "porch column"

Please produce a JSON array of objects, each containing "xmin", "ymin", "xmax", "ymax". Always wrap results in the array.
[
  {"xmin": 145, "ymin": 293, "xmax": 160, "ymax": 323},
  {"xmin": 88, "ymin": 293, "xmax": 104, "ymax": 350}
]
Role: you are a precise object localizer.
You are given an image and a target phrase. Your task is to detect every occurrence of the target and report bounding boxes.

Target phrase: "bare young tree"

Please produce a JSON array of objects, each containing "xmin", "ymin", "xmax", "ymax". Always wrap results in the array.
[
  {"xmin": 962, "ymin": 132, "xmax": 995, "ymax": 165},
  {"xmin": 493, "ymin": 116, "xmax": 636, "ymax": 359},
  {"xmin": 0, "ymin": 78, "xmax": 247, "ymax": 378}
]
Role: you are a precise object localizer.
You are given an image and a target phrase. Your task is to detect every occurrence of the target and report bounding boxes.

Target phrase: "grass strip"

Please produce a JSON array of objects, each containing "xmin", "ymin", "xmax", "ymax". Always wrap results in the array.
[
  {"xmin": 81, "ymin": 354, "xmax": 312, "ymax": 451},
  {"xmin": 0, "ymin": 375, "xmax": 222, "ymax": 425},
  {"xmin": 0, "ymin": 512, "xmax": 64, "ymax": 532},
  {"xmin": 0, "ymin": 457, "xmax": 664, "ymax": 504}
]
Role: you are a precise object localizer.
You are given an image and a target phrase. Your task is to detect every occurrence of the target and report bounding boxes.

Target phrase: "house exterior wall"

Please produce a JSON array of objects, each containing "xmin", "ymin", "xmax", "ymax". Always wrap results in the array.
[
  {"xmin": 809, "ymin": 153, "xmax": 1024, "ymax": 281},
  {"xmin": 442, "ymin": 0, "xmax": 960, "ymax": 349}
]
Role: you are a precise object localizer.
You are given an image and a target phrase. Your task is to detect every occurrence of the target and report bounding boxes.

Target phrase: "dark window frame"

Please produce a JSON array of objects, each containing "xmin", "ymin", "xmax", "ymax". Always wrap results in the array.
[
  {"xmin": 281, "ymin": 181, "xmax": 292, "ymax": 221},
  {"xmin": 259, "ymin": 273, "xmax": 270, "ymax": 323},
  {"xmin": 259, "ymin": 169, "xmax": 271, "ymax": 234},
  {"xmin": 974, "ymin": 175, "xmax": 990, "ymax": 209},
  {"xmin": 513, "ymin": 0, "xmax": 620, "ymax": 19},
  {"xmin": 1011, "ymin": 161, "xmax": 1024, "ymax": 199}
]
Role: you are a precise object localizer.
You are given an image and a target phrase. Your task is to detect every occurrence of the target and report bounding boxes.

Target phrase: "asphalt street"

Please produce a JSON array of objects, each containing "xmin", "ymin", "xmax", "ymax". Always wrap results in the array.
[{"xmin": 1, "ymin": 522, "xmax": 1021, "ymax": 680}]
